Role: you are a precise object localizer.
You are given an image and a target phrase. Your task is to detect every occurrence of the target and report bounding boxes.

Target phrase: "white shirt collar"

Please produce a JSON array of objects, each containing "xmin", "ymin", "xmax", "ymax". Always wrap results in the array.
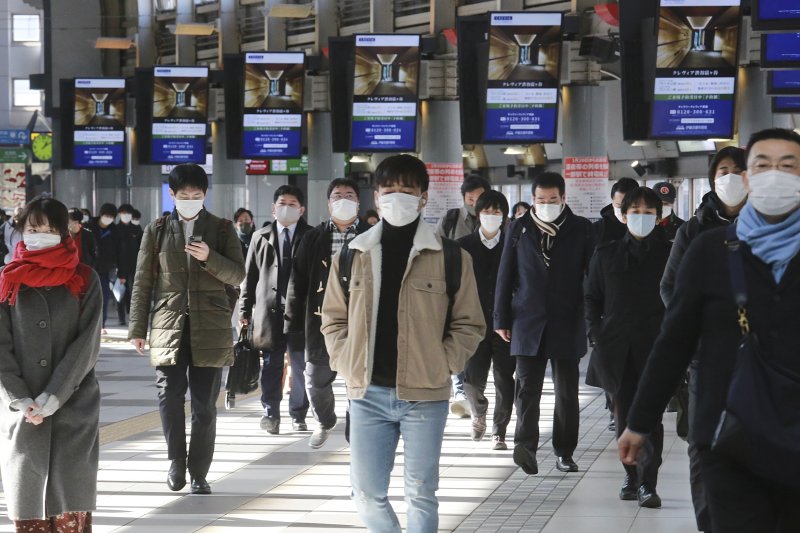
[
  {"xmin": 275, "ymin": 220, "xmax": 298, "ymax": 237},
  {"xmin": 480, "ymin": 228, "xmax": 502, "ymax": 249}
]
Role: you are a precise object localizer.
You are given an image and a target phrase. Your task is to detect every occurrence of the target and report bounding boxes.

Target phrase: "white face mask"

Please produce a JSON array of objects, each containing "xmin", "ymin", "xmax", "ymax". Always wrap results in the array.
[
  {"xmin": 81, "ymin": 215, "xmax": 89, "ymax": 224},
  {"xmin": 748, "ymin": 169, "xmax": 800, "ymax": 216},
  {"xmin": 132, "ymin": 219, "xmax": 141, "ymax": 226},
  {"xmin": 275, "ymin": 205, "xmax": 302, "ymax": 226},
  {"xmin": 378, "ymin": 193, "xmax": 422, "ymax": 227},
  {"xmin": 613, "ymin": 206, "xmax": 625, "ymax": 224},
  {"xmin": 330, "ymin": 198, "xmax": 359, "ymax": 222},
  {"xmin": 715, "ymin": 173, "xmax": 747, "ymax": 207},
  {"xmin": 100, "ymin": 215, "xmax": 114, "ymax": 226},
  {"xmin": 627, "ymin": 214, "xmax": 657, "ymax": 238},
  {"xmin": 534, "ymin": 203, "xmax": 564, "ymax": 223},
  {"xmin": 480, "ymin": 213, "xmax": 504, "ymax": 234},
  {"xmin": 24, "ymin": 233, "xmax": 62, "ymax": 251},
  {"xmin": 175, "ymin": 199, "xmax": 204, "ymax": 220},
  {"xmin": 120, "ymin": 213, "xmax": 132, "ymax": 224},
  {"xmin": 662, "ymin": 205, "xmax": 672, "ymax": 218}
]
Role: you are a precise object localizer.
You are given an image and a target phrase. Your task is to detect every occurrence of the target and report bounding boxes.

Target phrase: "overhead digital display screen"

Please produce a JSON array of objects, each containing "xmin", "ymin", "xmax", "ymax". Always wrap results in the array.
[
  {"xmin": 151, "ymin": 66, "xmax": 208, "ymax": 164},
  {"xmin": 484, "ymin": 12, "xmax": 563, "ymax": 144},
  {"xmin": 351, "ymin": 34, "xmax": 420, "ymax": 152},
  {"xmin": 243, "ymin": 52, "xmax": 304, "ymax": 159},
  {"xmin": 73, "ymin": 78, "xmax": 126, "ymax": 168},
  {"xmin": 773, "ymin": 96, "xmax": 800, "ymax": 113},
  {"xmin": 753, "ymin": 0, "xmax": 800, "ymax": 31},
  {"xmin": 767, "ymin": 70, "xmax": 800, "ymax": 94},
  {"xmin": 650, "ymin": 0, "xmax": 741, "ymax": 140},
  {"xmin": 761, "ymin": 33, "xmax": 800, "ymax": 69}
]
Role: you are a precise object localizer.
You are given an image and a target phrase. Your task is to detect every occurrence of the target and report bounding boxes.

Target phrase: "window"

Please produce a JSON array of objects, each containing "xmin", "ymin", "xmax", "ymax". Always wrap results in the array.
[
  {"xmin": 12, "ymin": 14, "xmax": 40, "ymax": 43},
  {"xmin": 155, "ymin": 0, "xmax": 177, "ymax": 11},
  {"xmin": 13, "ymin": 79, "xmax": 40, "ymax": 108}
]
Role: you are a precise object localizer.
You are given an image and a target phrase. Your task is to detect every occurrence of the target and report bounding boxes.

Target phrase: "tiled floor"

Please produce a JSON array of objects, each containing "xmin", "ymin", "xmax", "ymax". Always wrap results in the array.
[{"xmin": 0, "ymin": 327, "xmax": 699, "ymax": 532}]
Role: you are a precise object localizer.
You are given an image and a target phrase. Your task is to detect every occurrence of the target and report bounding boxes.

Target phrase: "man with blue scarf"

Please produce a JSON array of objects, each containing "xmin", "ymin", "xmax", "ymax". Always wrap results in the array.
[{"xmin": 618, "ymin": 128, "xmax": 800, "ymax": 532}]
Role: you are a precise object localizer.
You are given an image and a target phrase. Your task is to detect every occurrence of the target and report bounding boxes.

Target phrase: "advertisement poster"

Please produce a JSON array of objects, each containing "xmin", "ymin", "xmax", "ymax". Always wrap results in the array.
[
  {"xmin": 73, "ymin": 78, "xmax": 126, "ymax": 168},
  {"xmin": 243, "ymin": 52, "xmax": 305, "ymax": 158},
  {"xmin": 650, "ymin": 0, "xmax": 741, "ymax": 139},
  {"xmin": 151, "ymin": 66, "xmax": 208, "ymax": 164},
  {"xmin": 484, "ymin": 12, "xmax": 563, "ymax": 143},
  {"xmin": 351, "ymin": 34, "xmax": 420, "ymax": 152},
  {"xmin": 563, "ymin": 157, "xmax": 609, "ymax": 219},
  {"xmin": 423, "ymin": 162, "xmax": 464, "ymax": 226},
  {"xmin": 0, "ymin": 163, "xmax": 26, "ymax": 211}
]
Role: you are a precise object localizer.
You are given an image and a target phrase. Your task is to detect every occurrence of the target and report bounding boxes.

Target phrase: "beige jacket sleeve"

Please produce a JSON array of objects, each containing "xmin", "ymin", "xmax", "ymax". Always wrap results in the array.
[
  {"xmin": 320, "ymin": 248, "xmax": 350, "ymax": 373},
  {"xmin": 442, "ymin": 250, "xmax": 486, "ymax": 374}
]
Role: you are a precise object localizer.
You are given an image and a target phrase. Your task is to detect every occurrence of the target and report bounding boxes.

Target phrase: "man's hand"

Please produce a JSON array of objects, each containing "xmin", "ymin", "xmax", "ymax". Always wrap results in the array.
[
  {"xmin": 118, "ymin": 278, "xmax": 126, "ymax": 284},
  {"xmin": 618, "ymin": 428, "xmax": 646, "ymax": 465},
  {"xmin": 239, "ymin": 318, "xmax": 250, "ymax": 327},
  {"xmin": 496, "ymin": 329, "xmax": 512, "ymax": 343},
  {"xmin": 186, "ymin": 241, "xmax": 210, "ymax": 262},
  {"xmin": 24, "ymin": 404, "xmax": 44, "ymax": 425},
  {"xmin": 131, "ymin": 338, "xmax": 146, "ymax": 355}
]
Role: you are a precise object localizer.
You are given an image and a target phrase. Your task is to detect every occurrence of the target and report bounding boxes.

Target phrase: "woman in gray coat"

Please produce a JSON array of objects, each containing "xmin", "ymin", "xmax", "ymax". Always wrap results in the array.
[{"xmin": 0, "ymin": 197, "xmax": 102, "ymax": 532}]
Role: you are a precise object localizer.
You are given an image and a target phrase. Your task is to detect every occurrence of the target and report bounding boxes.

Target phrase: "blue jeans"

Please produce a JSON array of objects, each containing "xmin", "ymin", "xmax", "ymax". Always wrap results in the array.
[
  {"xmin": 349, "ymin": 385, "xmax": 448, "ymax": 533},
  {"xmin": 451, "ymin": 371, "xmax": 466, "ymax": 401}
]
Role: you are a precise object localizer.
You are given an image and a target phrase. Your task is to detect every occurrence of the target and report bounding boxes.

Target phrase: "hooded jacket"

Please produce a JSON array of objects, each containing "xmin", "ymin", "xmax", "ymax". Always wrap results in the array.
[{"xmin": 592, "ymin": 203, "xmax": 628, "ymax": 246}]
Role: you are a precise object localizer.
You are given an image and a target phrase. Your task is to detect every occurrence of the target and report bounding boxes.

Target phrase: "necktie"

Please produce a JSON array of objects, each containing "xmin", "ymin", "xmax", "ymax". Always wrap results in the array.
[{"xmin": 282, "ymin": 227, "xmax": 292, "ymax": 268}]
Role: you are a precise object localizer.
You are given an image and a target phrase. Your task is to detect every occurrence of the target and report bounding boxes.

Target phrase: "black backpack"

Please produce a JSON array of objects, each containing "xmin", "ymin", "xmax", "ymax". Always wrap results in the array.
[
  {"xmin": 442, "ymin": 208, "xmax": 461, "ymax": 239},
  {"xmin": 338, "ymin": 237, "xmax": 462, "ymax": 338}
]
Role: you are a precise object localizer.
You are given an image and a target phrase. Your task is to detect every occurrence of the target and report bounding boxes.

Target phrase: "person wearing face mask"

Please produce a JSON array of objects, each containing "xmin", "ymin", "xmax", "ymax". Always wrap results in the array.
[
  {"xmin": 68, "ymin": 208, "xmax": 97, "ymax": 268},
  {"xmin": 457, "ymin": 191, "xmax": 517, "ymax": 450},
  {"xmin": 657, "ymin": 145, "xmax": 746, "ymax": 532},
  {"xmin": 128, "ymin": 164, "xmax": 245, "ymax": 495},
  {"xmin": 494, "ymin": 172, "xmax": 595, "ymax": 476},
  {"xmin": 436, "ymin": 174, "xmax": 490, "ymax": 419},
  {"xmin": 85, "ymin": 203, "xmax": 120, "ymax": 332},
  {"xmin": 593, "ymin": 177, "xmax": 640, "ymax": 246},
  {"xmin": 233, "ymin": 208, "xmax": 255, "ymax": 259},
  {"xmin": 651, "ymin": 182, "xmax": 685, "ymax": 243},
  {"xmin": 240, "ymin": 185, "xmax": 311, "ymax": 436},
  {"xmin": 321, "ymin": 155, "xmax": 484, "ymax": 533},
  {"xmin": 619, "ymin": 128, "xmax": 800, "ymax": 531},
  {"xmin": 115, "ymin": 204, "xmax": 143, "ymax": 327},
  {"xmin": 585, "ymin": 187, "xmax": 671, "ymax": 509},
  {"xmin": 511, "ymin": 201, "xmax": 531, "ymax": 219},
  {"xmin": 0, "ymin": 196, "xmax": 102, "ymax": 531},
  {"xmin": 285, "ymin": 178, "xmax": 370, "ymax": 449},
  {"xmin": 3, "ymin": 207, "xmax": 24, "ymax": 265}
]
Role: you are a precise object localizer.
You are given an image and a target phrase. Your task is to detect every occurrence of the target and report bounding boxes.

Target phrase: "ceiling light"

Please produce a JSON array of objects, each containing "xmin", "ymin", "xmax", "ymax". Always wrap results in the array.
[
  {"xmin": 504, "ymin": 146, "xmax": 527, "ymax": 155},
  {"xmin": 631, "ymin": 160, "xmax": 649, "ymax": 177},
  {"xmin": 349, "ymin": 154, "xmax": 370, "ymax": 163},
  {"xmin": 268, "ymin": 4, "xmax": 315, "ymax": 18},
  {"xmin": 94, "ymin": 37, "xmax": 136, "ymax": 50},
  {"xmin": 170, "ymin": 22, "xmax": 217, "ymax": 36},
  {"xmin": 631, "ymin": 140, "xmax": 649, "ymax": 147}
]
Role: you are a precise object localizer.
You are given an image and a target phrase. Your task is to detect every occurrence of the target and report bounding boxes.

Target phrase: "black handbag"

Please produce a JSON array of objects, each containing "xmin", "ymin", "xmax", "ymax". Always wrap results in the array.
[
  {"xmin": 711, "ymin": 225, "xmax": 800, "ymax": 487},
  {"xmin": 225, "ymin": 326, "xmax": 262, "ymax": 395}
]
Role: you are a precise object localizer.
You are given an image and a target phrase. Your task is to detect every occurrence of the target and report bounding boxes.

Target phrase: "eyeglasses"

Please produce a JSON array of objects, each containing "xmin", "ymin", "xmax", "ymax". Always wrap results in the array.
[
  {"xmin": 330, "ymin": 193, "xmax": 358, "ymax": 201},
  {"xmin": 749, "ymin": 160, "xmax": 800, "ymax": 173}
]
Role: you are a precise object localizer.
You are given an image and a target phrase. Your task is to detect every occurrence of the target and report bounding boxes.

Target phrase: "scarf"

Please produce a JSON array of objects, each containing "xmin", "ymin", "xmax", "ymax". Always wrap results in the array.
[
  {"xmin": 736, "ymin": 203, "xmax": 800, "ymax": 283},
  {"xmin": 531, "ymin": 205, "xmax": 569, "ymax": 268},
  {"xmin": 0, "ymin": 237, "xmax": 85, "ymax": 306}
]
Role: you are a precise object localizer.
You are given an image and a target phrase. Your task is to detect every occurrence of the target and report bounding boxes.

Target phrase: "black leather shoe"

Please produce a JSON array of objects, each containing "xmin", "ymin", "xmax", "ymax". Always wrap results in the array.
[
  {"xmin": 556, "ymin": 456, "xmax": 579, "ymax": 472},
  {"xmin": 638, "ymin": 484, "xmax": 662, "ymax": 508},
  {"xmin": 190, "ymin": 476, "xmax": 212, "ymax": 495},
  {"xmin": 513, "ymin": 444, "xmax": 538, "ymax": 475},
  {"xmin": 619, "ymin": 475, "xmax": 638, "ymax": 500},
  {"xmin": 260, "ymin": 416, "xmax": 280, "ymax": 435},
  {"xmin": 167, "ymin": 459, "xmax": 186, "ymax": 491}
]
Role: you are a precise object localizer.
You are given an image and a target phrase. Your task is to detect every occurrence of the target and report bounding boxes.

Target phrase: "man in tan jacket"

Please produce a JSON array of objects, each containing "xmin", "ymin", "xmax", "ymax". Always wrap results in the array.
[{"xmin": 321, "ymin": 154, "xmax": 485, "ymax": 533}]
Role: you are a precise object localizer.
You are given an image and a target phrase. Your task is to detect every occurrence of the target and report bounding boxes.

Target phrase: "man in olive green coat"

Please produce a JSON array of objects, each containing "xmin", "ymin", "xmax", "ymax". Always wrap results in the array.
[{"xmin": 129, "ymin": 164, "xmax": 245, "ymax": 495}]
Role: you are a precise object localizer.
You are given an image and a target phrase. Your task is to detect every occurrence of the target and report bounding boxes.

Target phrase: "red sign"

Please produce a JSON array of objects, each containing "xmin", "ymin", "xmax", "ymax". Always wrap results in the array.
[
  {"xmin": 246, "ymin": 160, "xmax": 269, "ymax": 175},
  {"xmin": 563, "ymin": 156, "xmax": 610, "ymax": 219}
]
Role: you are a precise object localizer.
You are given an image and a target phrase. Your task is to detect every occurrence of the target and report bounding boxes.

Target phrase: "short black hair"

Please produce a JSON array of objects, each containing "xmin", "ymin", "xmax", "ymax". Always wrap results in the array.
[
  {"xmin": 274, "ymin": 185, "xmax": 305, "ymax": 206},
  {"xmin": 327, "ymin": 178, "xmax": 360, "ymax": 199},
  {"xmin": 708, "ymin": 146, "xmax": 746, "ymax": 190},
  {"xmin": 99, "ymin": 203, "xmax": 117, "ymax": 217},
  {"xmin": 19, "ymin": 196, "xmax": 70, "ymax": 243},
  {"xmin": 81, "ymin": 208, "xmax": 92, "ymax": 217},
  {"xmin": 745, "ymin": 128, "xmax": 800, "ymax": 162},
  {"xmin": 233, "ymin": 208, "xmax": 254, "ymax": 223},
  {"xmin": 621, "ymin": 186, "xmax": 663, "ymax": 218},
  {"xmin": 475, "ymin": 190, "xmax": 510, "ymax": 219},
  {"xmin": 118, "ymin": 203, "xmax": 134, "ymax": 214},
  {"xmin": 374, "ymin": 154, "xmax": 429, "ymax": 192},
  {"xmin": 168, "ymin": 163, "xmax": 209, "ymax": 193},
  {"xmin": 132, "ymin": 209, "xmax": 141, "ymax": 219},
  {"xmin": 364, "ymin": 209, "xmax": 380, "ymax": 222},
  {"xmin": 461, "ymin": 175, "xmax": 491, "ymax": 197},
  {"xmin": 68, "ymin": 208, "xmax": 83, "ymax": 223},
  {"xmin": 610, "ymin": 177, "xmax": 640, "ymax": 199},
  {"xmin": 511, "ymin": 201, "xmax": 531, "ymax": 215},
  {"xmin": 531, "ymin": 172, "xmax": 565, "ymax": 197}
]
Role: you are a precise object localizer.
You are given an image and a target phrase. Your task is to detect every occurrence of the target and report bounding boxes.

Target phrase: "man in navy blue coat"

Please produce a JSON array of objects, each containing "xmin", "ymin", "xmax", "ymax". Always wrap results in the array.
[{"xmin": 494, "ymin": 172, "xmax": 595, "ymax": 475}]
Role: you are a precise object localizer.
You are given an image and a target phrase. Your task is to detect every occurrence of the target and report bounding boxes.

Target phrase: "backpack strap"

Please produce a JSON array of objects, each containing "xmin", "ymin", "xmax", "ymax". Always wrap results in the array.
[
  {"xmin": 151, "ymin": 214, "xmax": 170, "ymax": 278},
  {"xmin": 724, "ymin": 224, "xmax": 749, "ymax": 335},
  {"xmin": 441, "ymin": 237, "xmax": 462, "ymax": 338},
  {"xmin": 338, "ymin": 240, "xmax": 356, "ymax": 305},
  {"xmin": 443, "ymin": 208, "xmax": 460, "ymax": 240}
]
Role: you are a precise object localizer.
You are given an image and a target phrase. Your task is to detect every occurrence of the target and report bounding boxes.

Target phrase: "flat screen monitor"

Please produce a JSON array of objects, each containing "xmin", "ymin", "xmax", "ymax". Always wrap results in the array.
[
  {"xmin": 772, "ymin": 95, "xmax": 800, "ymax": 113},
  {"xmin": 767, "ymin": 70, "xmax": 800, "ymax": 94},
  {"xmin": 761, "ymin": 33, "xmax": 800, "ymax": 68},
  {"xmin": 151, "ymin": 66, "xmax": 208, "ymax": 164},
  {"xmin": 677, "ymin": 140, "xmax": 716, "ymax": 153},
  {"xmin": 350, "ymin": 34, "xmax": 420, "ymax": 152},
  {"xmin": 72, "ymin": 78, "xmax": 126, "ymax": 169},
  {"xmin": 752, "ymin": 0, "xmax": 800, "ymax": 31},
  {"xmin": 242, "ymin": 52, "xmax": 305, "ymax": 159},
  {"xmin": 650, "ymin": 0, "xmax": 742, "ymax": 140},
  {"xmin": 483, "ymin": 12, "xmax": 563, "ymax": 144}
]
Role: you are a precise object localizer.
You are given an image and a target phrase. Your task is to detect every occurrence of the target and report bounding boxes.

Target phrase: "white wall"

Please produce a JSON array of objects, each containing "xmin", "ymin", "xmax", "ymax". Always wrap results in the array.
[{"xmin": 0, "ymin": 0, "xmax": 44, "ymax": 128}]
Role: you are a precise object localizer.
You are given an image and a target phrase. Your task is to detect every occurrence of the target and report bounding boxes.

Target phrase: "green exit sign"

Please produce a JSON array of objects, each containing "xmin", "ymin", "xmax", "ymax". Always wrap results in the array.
[
  {"xmin": 0, "ymin": 148, "xmax": 29, "ymax": 164},
  {"xmin": 269, "ymin": 155, "xmax": 308, "ymax": 174}
]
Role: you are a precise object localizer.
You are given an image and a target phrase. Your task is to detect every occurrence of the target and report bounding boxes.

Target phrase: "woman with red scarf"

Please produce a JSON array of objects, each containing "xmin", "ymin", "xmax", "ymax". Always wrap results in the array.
[{"xmin": 0, "ymin": 197, "xmax": 101, "ymax": 533}]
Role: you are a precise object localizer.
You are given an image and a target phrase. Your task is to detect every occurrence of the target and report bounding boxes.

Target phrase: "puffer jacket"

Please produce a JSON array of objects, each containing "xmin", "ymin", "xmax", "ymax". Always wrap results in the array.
[
  {"xmin": 128, "ymin": 209, "xmax": 245, "ymax": 367},
  {"xmin": 320, "ymin": 220, "xmax": 485, "ymax": 401}
]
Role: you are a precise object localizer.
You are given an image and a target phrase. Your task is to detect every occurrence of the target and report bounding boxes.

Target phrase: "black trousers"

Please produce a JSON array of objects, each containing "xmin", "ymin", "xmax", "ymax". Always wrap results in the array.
[
  {"xmin": 464, "ymin": 333, "xmax": 516, "ymax": 438},
  {"xmin": 613, "ymin": 355, "xmax": 663, "ymax": 489},
  {"xmin": 156, "ymin": 320, "xmax": 222, "ymax": 478},
  {"xmin": 305, "ymin": 361, "xmax": 338, "ymax": 429},
  {"xmin": 514, "ymin": 356, "xmax": 579, "ymax": 457},
  {"xmin": 701, "ymin": 448, "xmax": 800, "ymax": 532}
]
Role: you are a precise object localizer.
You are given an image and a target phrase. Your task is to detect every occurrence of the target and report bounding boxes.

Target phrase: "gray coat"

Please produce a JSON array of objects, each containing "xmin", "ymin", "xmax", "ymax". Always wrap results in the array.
[{"xmin": 0, "ymin": 269, "xmax": 102, "ymax": 520}]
